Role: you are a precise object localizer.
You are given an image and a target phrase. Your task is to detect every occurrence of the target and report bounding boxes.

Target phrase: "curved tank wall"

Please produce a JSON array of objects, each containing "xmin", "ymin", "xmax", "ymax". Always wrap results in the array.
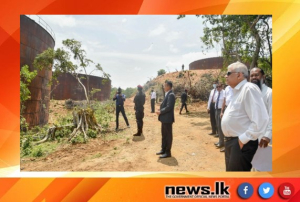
[
  {"xmin": 20, "ymin": 15, "xmax": 55, "ymax": 127},
  {"xmin": 51, "ymin": 73, "xmax": 111, "ymax": 101},
  {"xmin": 189, "ymin": 57, "xmax": 223, "ymax": 70}
]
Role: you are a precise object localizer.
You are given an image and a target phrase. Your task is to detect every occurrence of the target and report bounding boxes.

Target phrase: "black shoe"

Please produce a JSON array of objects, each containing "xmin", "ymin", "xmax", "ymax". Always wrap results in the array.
[
  {"xmin": 214, "ymin": 142, "xmax": 219, "ymax": 146},
  {"xmin": 220, "ymin": 148, "xmax": 225, "ymax": 152},
  {"xmin": 209, "ymin": 132, "xmax": 216, "ymax": 135},
  {"xmin": 159, "ymin": 153, "xmax": 171, "ymax": 158},
  {"xmin": 215, "ymin": 144, "xmax": 224, "ymax": 148},
  {"xmin": 156, "ymin": 150, "xmax": 165, "ymax": 155},
  {"xmin": 133, "ymin": 129, "xmax": 142, "ymax": 136},
  {"xmin": 214, "ymin": 134, "xmax": 219, "ymax": 138},
  {"xmin": 186, "ymin": 111, "xmax": 189, "ymax": 113}
]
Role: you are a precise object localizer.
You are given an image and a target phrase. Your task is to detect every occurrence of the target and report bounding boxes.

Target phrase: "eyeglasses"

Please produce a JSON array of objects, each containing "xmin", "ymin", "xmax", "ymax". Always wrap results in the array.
[{"xmin": 226, "ymin": 71, "xmax": 239, "ymax": 76}]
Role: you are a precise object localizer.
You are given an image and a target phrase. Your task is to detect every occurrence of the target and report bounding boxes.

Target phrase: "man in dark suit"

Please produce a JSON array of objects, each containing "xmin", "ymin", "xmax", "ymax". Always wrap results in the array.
[
  {"xmin": 179, "ymin": 89, "xmax": 189, "ymax": 114},
  {"xmin": 133, "ymin": 85, "xmax": 146, "ymax": 136},
  {"xmin": 156, "ymin": 81, "xmax": 176, "ymax": 158}
]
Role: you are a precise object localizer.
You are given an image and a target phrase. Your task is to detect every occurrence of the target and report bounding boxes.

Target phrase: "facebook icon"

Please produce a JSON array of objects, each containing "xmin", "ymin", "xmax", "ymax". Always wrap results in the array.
[{"xmin": 238, "ymin": 183, "xmax": 254, "ymax": 199}]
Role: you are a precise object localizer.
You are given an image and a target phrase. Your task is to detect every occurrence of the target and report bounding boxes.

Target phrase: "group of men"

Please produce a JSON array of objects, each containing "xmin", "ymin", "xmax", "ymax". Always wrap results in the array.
[
  {"xmin": 112, "ymin": 82, "xmax": 176, "ymax": 158},
  {"xmin": 113, "ymin": 61, "xmax": 272, "ymax": 169},
  {"xmin": 207, "ymin": 61, "xmax": 272, "ymax": 171}
]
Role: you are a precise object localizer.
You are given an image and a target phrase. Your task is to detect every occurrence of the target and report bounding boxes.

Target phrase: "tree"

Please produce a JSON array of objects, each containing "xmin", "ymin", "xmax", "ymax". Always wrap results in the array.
[
  {"xmin": 33, "ymin": 39, "xmax": 110, "ymax": 143},
  {"xmin": 178, "ymin": 15, "xmax": 272, "ymax": 75},
  {"xmin": 157, "ymin": 69, "xmax": 166, "ymax": 76},
  {"xmin": 20, "ymin": 65, "xmax": 37, "ymax": 130}
]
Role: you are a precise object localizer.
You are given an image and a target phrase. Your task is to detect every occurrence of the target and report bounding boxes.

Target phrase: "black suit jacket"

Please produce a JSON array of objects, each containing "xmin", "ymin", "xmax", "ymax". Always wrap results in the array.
[{"xmin": 159, "ymin": 90, "xmax": 175, "ymax": 123}]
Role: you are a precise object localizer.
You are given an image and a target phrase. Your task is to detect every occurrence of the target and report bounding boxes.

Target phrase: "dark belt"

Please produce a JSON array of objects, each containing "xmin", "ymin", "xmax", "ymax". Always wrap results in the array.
[{"xmin": 225, "ymin": 136, "xmax": 238, "ymax": 141}]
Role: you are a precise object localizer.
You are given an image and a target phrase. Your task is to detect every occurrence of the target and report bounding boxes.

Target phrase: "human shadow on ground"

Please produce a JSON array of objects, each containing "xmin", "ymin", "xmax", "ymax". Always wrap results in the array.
[
  {"xmin": 157, "ymin": 156, "xmax": 178, "ymax": 166},
  {"xmin": 181, "ymin": 111, "xmax": 210, "ymax": 119},
  {"xmin": 132, "ymin": 133, "xmax": 145, "ymax": 142}
]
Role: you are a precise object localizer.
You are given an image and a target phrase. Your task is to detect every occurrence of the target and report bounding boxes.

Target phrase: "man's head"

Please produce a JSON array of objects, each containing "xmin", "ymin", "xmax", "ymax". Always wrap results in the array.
[
  {"xmin": 117, "ymin": 87, "xmax": 122, "ymax": 94},
  {"xmin": 212, "ymin": 80, "xmax": 218, "ymax": 89},
  {"xmin": 164, "ymin": 80, "xmax": 173, "ymax": 92},
  {"xmin": 250, "ymin": 67, "xmax": 265, "ymax": 90},
  {"xmin": 137, "ymin": 85, "xmax": 143, "ymax": 91},
  {"xmin": 151, "ymin": 89, "xmax": 153, "ymax": 92},
  {"xmin": 185, "ymin": 89, "xmax": 188, "ymax": 92},
  {"xmin": 225, "ymin": 61, "xmax": 248, "ymax": 88},
  {"xmin": 216, "ymin": 83, "xmax": 223, "ymax": 92}
]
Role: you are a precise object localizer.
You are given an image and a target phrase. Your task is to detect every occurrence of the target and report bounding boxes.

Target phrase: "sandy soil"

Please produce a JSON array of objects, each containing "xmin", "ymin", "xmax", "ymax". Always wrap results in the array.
[{"xmin": 21, "ymin": 97, "xmax": 225, "ymax": 172}]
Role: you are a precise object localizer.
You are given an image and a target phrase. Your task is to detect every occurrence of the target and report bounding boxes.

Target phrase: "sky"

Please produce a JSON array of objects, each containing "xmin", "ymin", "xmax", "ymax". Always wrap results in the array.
[{"xmin": 29, "ymin": 15, "xmax": 219, "ymax": 88}]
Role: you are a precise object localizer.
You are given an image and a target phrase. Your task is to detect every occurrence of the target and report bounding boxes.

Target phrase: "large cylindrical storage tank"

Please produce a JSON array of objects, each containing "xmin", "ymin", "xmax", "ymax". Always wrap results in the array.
[
  {"xmin": 51, "ymin": 73, "xmax": 111, "ymax": 101},
  {"xmin": 189, "ymin": 57, "xmax": 223, "ymax": 70},
  {"xmin": 20, "ymin": 15, "xmax": 55, "ymax": 128}
]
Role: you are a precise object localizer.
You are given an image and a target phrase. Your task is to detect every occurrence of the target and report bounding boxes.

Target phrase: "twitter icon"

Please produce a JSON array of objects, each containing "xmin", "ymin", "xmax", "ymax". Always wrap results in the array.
[{"xmin": 258, "ymin": 182, "xmax": 274, "ymax": 199}]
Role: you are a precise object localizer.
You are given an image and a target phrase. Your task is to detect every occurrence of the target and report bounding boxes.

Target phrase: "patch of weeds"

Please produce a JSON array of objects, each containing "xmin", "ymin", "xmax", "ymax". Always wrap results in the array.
[
  {"xmin": 114, "ymin": 147, "xmax": 118, "ymax": 150},
  {"xmin": 91, "ymin": 153, "xmax": 102, "ymax": 159},
  {"xmin": 32, "ymin": 146, "xmax": 44, "ymax": 157},
  {"xmin": 87, "ymin": 129, "xmax": 97, "ymax": 138},
  {"xmin": 71, "ymin": 135, "xmax": 86, "ymax": 144}
]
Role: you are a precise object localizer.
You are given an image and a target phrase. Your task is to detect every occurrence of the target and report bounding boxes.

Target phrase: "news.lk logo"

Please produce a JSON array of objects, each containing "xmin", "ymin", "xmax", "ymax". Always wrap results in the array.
[
  {"xmin": 258, "ymin": 182, "xmax": 274, "ymax": 199},
  {"xmin": 165, "ymin": 181, "xmax": 230, "ymax": 199},
  {"xmin": 237, "ymin": 183, "xmax": 254, "ymax": 199},
  {"xmin": 278, "ymin": 183, "xmax": 295, "ymax": 199}
]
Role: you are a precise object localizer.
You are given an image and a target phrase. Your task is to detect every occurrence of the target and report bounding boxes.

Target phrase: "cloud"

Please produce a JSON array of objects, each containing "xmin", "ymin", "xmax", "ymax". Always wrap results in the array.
[
  {"xmin": 122, "ymin": 18, "xmax": 127, "ymax": 23},
  {"xmin": 143, "ymin": 43, "xmax": 154, "ymax": 52},
  {"xmin": 42, "ymin": 15, "xmax": 77, "ymax": 27},
  {"xmin": 134, "ymin": 67, "xmax": 141, "ymax": 71},
  {"xmin": 166, "ymin": 31, "xmax": 180, "ymax": 42},
  {"xmin": 149, "ymin": 24, "xmax": 166, "ymax": 36},
  {"xmin": 169, "ymin": 44, "xmax": 179, "ymax": 53}
]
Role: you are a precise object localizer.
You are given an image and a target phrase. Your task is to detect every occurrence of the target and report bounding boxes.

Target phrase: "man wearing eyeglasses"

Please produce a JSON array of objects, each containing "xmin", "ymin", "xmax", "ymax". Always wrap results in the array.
[{"xmin": 221, "ymin": 62, "xmax": 269, "ymax": 171}]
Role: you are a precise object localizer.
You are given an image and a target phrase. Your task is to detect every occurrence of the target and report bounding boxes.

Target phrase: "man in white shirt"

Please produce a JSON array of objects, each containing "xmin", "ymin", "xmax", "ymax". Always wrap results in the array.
[
  {"xmin": 250, "ymin": 67, "xmax": 272, "ymax": 171},
  {"xmin": 221, "ymin": 62, "xmax": 269, "ymax": 171},
  {"xmin": 150, "ymin": 89, "xmax": 156, "ymax": 113},
  {"xmin": 207, "ymin": 81, "xmax": 218, "ymax": 136},
  {"xmin": 214, "ymin": 84, "xmax": 226, "ymax": 150},
  {"xmin": 219, "ymin": 85, "xmax": 233, "ymax": 152}
]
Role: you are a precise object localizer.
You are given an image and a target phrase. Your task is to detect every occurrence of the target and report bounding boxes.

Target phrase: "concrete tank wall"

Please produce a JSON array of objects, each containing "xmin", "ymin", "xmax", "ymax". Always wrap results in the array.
[
  {"xmin": 189, "ymin": 57, "xmax": 223, "ymax": 70},
  {"xmin": 51, "ymin": 73, "xmax": 111, "ymax": 101},
  {"xmin": 20, "ymin": 15, "xmax": 55, "ymax": 128}
]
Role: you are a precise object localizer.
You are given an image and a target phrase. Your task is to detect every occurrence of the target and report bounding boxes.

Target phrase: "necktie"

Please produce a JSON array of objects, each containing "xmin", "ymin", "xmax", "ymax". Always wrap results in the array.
[{"xmin": 216, "ymin": 91, "xmax": 221, "ymax": 109}]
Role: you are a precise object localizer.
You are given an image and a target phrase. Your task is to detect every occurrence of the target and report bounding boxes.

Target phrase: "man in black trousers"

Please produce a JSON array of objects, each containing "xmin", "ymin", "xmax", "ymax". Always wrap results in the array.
[
  {"xmin": 179, "ymin": 89, "xmax": 189, "ymax": 114},
  {"xmin": 133, "ymin": 85, "xmax": 146, "ymax": 136},
  {"xmin": 113, "ymin": 88, "xmax": 130, "ymax": 131},
  {"xmin": 150, "ymin": 89, "xmax": 156, "ymax": 113},
  {"xmin": 207, "ymin": 81, "xmax": 218, "ymax": 136},
  {"xmin": 156, "ymin": 81, "xmax": 176, "ymax": 158}
]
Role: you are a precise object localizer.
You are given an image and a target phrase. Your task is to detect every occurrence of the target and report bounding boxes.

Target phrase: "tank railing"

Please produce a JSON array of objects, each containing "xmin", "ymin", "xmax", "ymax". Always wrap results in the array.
[{"xmin": 25, "ymin": 15, "xmax": 56, "ymax": 42}]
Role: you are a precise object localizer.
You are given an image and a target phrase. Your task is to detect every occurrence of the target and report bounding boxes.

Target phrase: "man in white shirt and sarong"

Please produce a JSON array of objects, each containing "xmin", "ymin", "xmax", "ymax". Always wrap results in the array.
[{"xmin": 250, "ymin": 67, "xmax": 272, "ymax": 171}]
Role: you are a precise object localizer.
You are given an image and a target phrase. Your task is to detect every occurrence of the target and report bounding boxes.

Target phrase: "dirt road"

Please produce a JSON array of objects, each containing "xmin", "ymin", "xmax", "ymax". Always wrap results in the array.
[{"xmin": 21, "ymin": 97, "xmax": 225, "ymax": 172}]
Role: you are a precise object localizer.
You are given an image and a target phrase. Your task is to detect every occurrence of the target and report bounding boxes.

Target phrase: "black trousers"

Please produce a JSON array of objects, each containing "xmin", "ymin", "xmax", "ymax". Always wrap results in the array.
[
  {"xmin": 151, "ymin": 99, "xmax": 155, "ymax": 112},
  {"xmin": 135, "ymin": 111, "xmax": 144, "ymax": 130},
  {"xmin": 215, "ymin": 109, "xmax": 224, "ymax": 145},
  {"xmin": 225, "ymin": 137, "xmax": 258, "ymax": 171},
  {"xmin": 161, "ymin": 123, "xmax": 173, "ymax": 155},
  {"xmin": 180, "ymin": 102, "xmax": 188, "ymax": 112},
  {"xmin": 116, "ymin": 105, "xmax": 129, "ymax": 128},
  {"xmin": 209, "ymin": 102, "xmax": 217, "ymax": 133}
]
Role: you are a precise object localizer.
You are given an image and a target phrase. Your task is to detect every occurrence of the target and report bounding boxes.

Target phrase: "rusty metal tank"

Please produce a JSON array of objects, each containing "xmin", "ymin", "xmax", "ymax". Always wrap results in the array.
[
  {"xmin": 20, "ymin": 15, "xmax": 55, "ymax": 128},
  {"xmin": 189, "ymin": 57, "xmax": 223, "ymax": 70},
  {"xmin": 51, "ymin": 73, "xmax": 111, "ymax": 101}
]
